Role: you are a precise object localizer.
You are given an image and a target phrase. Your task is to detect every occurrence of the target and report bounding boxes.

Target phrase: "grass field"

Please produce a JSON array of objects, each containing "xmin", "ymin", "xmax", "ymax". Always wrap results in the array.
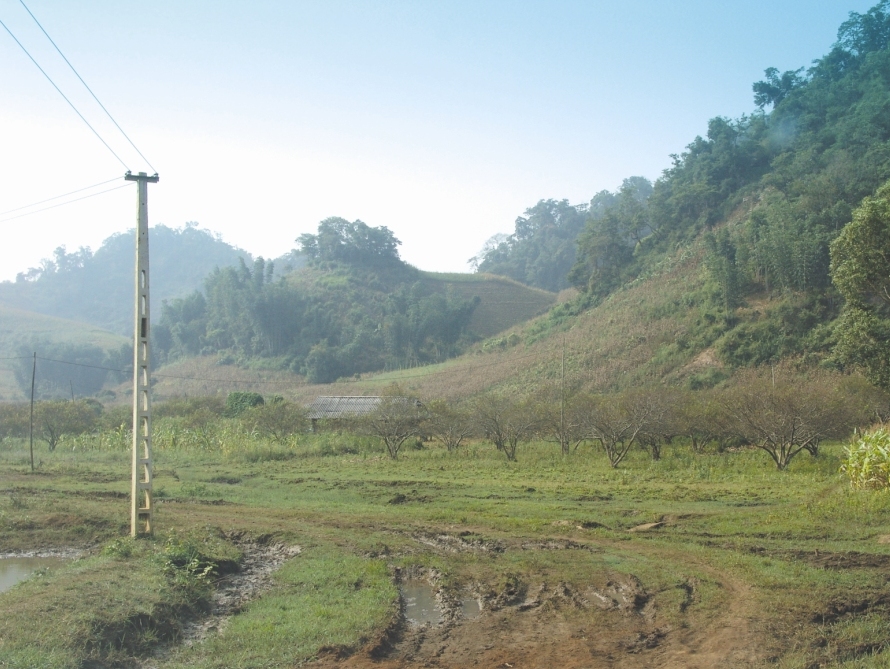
[{"xmin": 2, "ymin": 426, "xmax": 890, "ymax": 668}]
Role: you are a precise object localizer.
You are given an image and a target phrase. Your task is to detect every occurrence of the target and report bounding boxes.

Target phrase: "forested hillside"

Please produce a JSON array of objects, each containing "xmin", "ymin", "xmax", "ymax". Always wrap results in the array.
[
  {"xmin": 155, "ymin": 218, "xmax": 555, "ymax": 384},
  {"xmin": 0, "ymin": 223, "xmax": 254, "ymax": 334},
  {"xmin": 471, "ymin": 1, "xmax": 890, "ymax": 383}
]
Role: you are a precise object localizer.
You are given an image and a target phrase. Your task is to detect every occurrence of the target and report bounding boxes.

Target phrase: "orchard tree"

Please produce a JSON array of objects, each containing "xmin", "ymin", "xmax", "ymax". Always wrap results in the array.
[
  {"xmin": 635, "ymin": 388, "xmax": 683, "ymax": 461},
  {"xmin": 535, "ymin": 386, "xmax": 592, "ymax": 455},
  {"xmin": 678, "ymin": 391, "xmax": 732, "ymax": 454},
  {"xmin": 474, "ymin": 394, "xmax": 539, "ymax": 462},
  {"xmin": 0, "ymin": 403, "xmax": 29, "ymax": 441},
  {"xmin": 424, "ymin": 399, "xmax": 474, "ymax": 452},
  {"xmin": 360, "ymin": 390, "xmax": 424, "ymax": 459},
  {"xmin": 584, "ymin": 390, "xmax": 658, "ymax": 468},
  {"xmin": 721, "ymin": 368, "xmax": 862, "ymax": 470},
  {"xmin": 241, "ymin": 399, "xmax": 308, "ymax": 442},
  {"xmin": 35, "ymin": 400, "xmax": 100, "ymax": 451}
]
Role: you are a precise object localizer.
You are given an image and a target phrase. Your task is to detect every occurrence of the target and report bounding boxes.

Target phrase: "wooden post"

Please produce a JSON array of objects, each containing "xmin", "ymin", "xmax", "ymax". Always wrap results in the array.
[{"xmin": 126, "ymin": 171, "xmax": 159, "ymax": 536}]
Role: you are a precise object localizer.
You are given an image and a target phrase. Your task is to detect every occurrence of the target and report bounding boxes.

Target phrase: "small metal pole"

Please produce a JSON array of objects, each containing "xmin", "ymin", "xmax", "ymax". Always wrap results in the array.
[
  {"xmin": 561, "ymin": 337, "xmax": 566, "ymax": 455},
  {"xmin": 29, "ymin": 352, "xmax": 36, "ymax": 472}
]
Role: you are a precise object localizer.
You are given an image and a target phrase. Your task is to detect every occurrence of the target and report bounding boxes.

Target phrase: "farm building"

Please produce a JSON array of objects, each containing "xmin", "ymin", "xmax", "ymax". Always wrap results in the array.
[
  {"xmin": 307, "ymin": 396, "xmax": 421, "ymax": 431},
  {"xmin": 307, "ymin": 396, "xmax": 383, "ymax": 431}
]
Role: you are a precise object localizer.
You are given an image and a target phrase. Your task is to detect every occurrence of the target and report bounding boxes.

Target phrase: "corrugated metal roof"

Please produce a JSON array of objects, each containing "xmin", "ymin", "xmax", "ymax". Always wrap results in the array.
[{"xmin": 308, "ymin": 396, "xmax": 383, "ymax": 419}]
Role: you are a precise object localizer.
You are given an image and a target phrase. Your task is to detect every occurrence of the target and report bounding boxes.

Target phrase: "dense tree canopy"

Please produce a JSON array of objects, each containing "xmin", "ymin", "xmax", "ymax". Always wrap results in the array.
[
  {"xmin": 473, "ymin": 199, "xmax": 587, "ymax": 292},
  {"xmin": 298, "ymin": 218, "xmax": 401, "ymax": 267},
  {"xmin": 831, "ymin": 179, "xmax": 890, "ymax": 388}
]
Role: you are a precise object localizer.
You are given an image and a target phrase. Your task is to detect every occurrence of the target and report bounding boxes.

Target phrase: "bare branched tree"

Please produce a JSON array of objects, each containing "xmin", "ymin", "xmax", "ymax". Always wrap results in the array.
[
  {"xmin": 474, "ymin": 394, "xmax": 540, "ymax": 462},
  {"xmin": 583, "ymin": 390, "xmax": 657, "ymax": 468},
  {"xmin": 678, "ymin": 390, "xmax": 733, "ymax": 454},
  {"xmin": 35, "ymin": 400, "xmax": 100, "ymax": 451},
  {"xmin": 721, "ymin": 368, "xmax": 863, "ymax": 470},
  {"xmin": 241, "ymin": 400, "xmax": 309, "ymax": 442},
  {"xmin": 635, "ymin": 388, "xmax": 684, "ymax": 461},
  {"xmin": 424, "ymin": 399, "xmax": 475, "ymax": 451},
  {"xmin": 535, "ymin": 386, "xmax": 591, "ymax": 456},
  {"xmin": 360, "ymin": 394, "xmax": 424, "ymax": 459}
]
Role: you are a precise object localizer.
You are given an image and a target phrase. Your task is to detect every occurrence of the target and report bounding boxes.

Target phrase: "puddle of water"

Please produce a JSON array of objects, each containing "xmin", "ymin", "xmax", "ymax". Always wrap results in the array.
[
  {"xmin": 461, "ymin": 596, "xmax": 481, "ymax": 619},
  {"xmin": 400, "ymin": 579, "xmax": 442, "ymax": 625},
  {"xmin": 0, "ymin": 557, "xmax": 65, "ymax": 594}
]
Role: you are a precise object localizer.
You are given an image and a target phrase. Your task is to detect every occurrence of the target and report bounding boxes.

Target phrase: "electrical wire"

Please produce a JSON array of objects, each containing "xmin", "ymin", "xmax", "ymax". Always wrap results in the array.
[
  {"xmin": 0, "ymin": 176, "xmax": 122, "ymax": 217},
  {"xmin": 0, "ymin": 16, "xmax": 130, "ymax": 171},
  {"xmin": 18, "ymin": 0, "xmax": 157, "ymax": 174},
  {"xmin": 5, "ymin": 349, "xmax": 544, "ymax": 388},
  {"xmin": 0, "ymin": 349, "xmax": 545, "ymax": 390},
  {"xmin": 0, "ymin": 183, "xmax": 129, "ymax": 223}
]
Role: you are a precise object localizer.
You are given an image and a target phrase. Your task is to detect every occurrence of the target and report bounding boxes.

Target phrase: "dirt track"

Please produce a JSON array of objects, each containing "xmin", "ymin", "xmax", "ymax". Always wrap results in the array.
[{"xmin": 311, "ymin": 544, "xmax": 763, "ymax": 669}]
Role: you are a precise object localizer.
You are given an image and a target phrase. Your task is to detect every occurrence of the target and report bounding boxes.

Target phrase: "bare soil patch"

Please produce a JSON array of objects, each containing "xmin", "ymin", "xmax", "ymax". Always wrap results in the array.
[{"xmin": 311, "ymin": 557, "xmax": 762, "ymax": 669}]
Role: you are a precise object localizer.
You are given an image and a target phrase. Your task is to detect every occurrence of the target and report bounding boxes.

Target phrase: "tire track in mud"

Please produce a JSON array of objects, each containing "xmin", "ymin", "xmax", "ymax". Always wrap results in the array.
[
  {"xmin": 310, "ymin": 531, "xmax": 765, "ymax": 669},
  {"xmin": 650, "ymin": 564, "xmax": 759, "ymax": 668}
]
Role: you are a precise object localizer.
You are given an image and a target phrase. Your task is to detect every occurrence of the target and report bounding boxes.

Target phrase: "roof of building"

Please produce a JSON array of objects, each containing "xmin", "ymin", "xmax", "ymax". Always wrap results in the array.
[{"xmin": 307, "ymin": 396, "xmax": 383, "ymax": 419}]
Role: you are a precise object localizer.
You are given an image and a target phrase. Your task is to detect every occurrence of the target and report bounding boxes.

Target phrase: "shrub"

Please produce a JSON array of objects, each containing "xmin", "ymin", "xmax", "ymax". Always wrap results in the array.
[
  {"xmin": 241, "ymin": 401, "xmax": 308, "ymax": 442},
  {"xmin": 153, "ymin": 395, "xmax": 225, "ymax": 422},
  {"xmin": 225, "ymin": 392, "xmax": 265, "ymax": 416},
  {"xmin": 842, "ymin": 427, "xmax": 890, "ymax": 490}
]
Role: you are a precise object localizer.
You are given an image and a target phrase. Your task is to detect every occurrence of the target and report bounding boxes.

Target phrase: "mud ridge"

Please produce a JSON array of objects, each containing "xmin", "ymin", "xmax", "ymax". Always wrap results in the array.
[
  {"xmin": 0, "ymin": 547, "xmax": 85, "ymax": 560},
  {"xmin": 411, "ymin": 531, "xmax": 505, "ymax": 553},
  {"xmin": 142, "ymin": 535, "xmax": 301, "ymax": 666},
  {"xmin": 181, "ymin": 537, "xmax": 302, "ymax": 644}
]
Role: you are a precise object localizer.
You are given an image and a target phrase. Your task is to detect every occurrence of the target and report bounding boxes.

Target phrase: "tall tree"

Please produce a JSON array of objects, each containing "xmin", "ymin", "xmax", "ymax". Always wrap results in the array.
[{"xmin": 831, "ymin": 179, "xmax": 890, "ymax": 388}]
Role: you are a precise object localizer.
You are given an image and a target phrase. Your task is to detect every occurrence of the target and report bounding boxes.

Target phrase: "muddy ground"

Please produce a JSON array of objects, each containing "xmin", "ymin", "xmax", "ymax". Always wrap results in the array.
[{"xmin": 310, "ymin": 566, "xmax": 759, "ymax": 669}]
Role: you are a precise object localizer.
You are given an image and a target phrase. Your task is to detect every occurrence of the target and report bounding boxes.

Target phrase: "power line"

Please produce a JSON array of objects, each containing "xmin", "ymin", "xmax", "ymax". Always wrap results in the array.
[
  {"xmin": 23, "ymin": 356, "xmax": 305, "ymax": 387},
  {"xmin": 0, "ymin": 176, "xmax": 121, "ymax": 217},
  {"xmin": 0, "ymin": 350, "xmax": 546, "ymax": 389},
  {"xmin": 0, "ymin": 16, "xmax": 130, "ymax": 170},
  {"xmin": 0, "ymin": 183, "xmax": 129, "ymax": 224},
  {"xmin": 18, "ymin": 0, "xmax": 157, "ymax": 174}
]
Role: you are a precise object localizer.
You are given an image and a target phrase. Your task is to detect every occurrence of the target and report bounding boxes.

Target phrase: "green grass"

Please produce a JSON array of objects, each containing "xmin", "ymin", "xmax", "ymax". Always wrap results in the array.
[
  {"xmin": 164, "ymin": 546, "xmax": 396, "ymax": 668},
  {"xmin": 0, "ymin": 531, "xmax": 240, "ymax": 669},
  {"xmin": 2, "ymin": 429, "xmax": 890, "ymax": 667}
]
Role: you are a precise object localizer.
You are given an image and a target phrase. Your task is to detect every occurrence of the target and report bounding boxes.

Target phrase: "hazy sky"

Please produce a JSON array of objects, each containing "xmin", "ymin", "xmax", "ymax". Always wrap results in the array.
[{"xmin": 0, "ymin": 1, "xmax": 876, "ymax": 282}]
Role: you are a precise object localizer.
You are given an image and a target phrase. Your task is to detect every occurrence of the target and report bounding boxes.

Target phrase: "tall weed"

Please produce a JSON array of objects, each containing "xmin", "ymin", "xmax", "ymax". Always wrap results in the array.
[{"xmin": 842, "ymin": 427, "xmax": 890, "ymax": 489}]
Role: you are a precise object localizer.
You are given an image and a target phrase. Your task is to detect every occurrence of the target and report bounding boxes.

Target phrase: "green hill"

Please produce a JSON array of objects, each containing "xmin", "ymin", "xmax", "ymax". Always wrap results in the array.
[
  {"xmin": 453, "ymin": 1, "xmax": 890, "ymax": 393},
  {"xmin": 152, "ymin": 219, "xmax": 558, "ymax": 386},
  {"xmin": 0, "ymin": 223, "xmax": 254, "ymax": 335},
  {"xmin": 15, "ymin": 4, "xmax": 890, "ymax": 402},
  {"xmin": 0, "ymin": 302, "xmax": 128, "ymax": 401}
]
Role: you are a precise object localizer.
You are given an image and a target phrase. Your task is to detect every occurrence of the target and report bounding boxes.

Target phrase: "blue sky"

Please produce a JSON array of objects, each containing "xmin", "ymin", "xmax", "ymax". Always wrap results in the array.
[{"xmin": 0, "ymin": 1, "xmax": 876, "ymax": 282}]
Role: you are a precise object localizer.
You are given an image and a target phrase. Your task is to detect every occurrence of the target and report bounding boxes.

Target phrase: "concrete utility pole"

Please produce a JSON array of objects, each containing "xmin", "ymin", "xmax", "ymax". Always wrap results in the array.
[{"xmin": 126, "ymin": 170, "xmax": 159, "ymax": 536}]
